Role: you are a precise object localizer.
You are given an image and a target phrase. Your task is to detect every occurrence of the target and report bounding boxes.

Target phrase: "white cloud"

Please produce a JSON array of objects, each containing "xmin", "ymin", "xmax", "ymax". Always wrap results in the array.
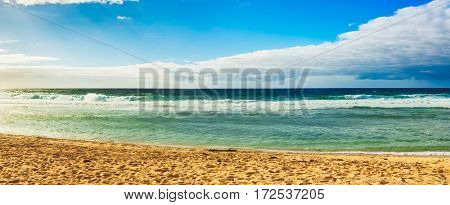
[
  {"xmin": 0, "ymin": 64, "xmax": 138, "ymax": 88},
  {"xmin": 1, "ymin": 0, "xmax": 138, "ymax": 6},
  {"xmin": 0, "ymin": 40, "xmax": 58, "ymax": 64},
  {"xmin": 116, "ymin": 15, "xmax": 131, "ymax": 20},
  {"xmin": 0, "ymin": 40, "xmax": 19, "ymax": 45},
  {"xmin": 193, "ymin": 0, "xmax": 450, "ymax": 75},
  {"xmin": 0, "ymin": 53, "xmax": 58, "ymax": 64}
]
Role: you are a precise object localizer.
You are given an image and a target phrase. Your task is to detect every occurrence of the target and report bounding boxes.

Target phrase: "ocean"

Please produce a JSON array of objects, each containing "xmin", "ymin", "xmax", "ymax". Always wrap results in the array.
[{"xmin": 0, "ymin": 88, "xmax": 449, "ymax": 152}]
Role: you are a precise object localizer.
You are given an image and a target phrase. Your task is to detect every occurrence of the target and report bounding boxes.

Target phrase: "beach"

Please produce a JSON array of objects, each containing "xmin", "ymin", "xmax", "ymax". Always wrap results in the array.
[{"xmin": 0, "ymin": 133, "xmax": 448, "ymax": 185}]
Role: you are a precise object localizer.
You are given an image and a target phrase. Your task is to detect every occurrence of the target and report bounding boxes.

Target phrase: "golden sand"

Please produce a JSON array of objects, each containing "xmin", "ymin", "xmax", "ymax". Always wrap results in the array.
[{"xmin": 0, "ymin": 133, "xmax": 448, "ymax": 185}]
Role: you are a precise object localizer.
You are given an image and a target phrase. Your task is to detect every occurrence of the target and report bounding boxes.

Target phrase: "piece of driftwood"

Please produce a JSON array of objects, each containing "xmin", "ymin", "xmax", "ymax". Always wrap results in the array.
[{"xmin": 207, "ymin": 148, "xmax": 238, "ymax": 152}]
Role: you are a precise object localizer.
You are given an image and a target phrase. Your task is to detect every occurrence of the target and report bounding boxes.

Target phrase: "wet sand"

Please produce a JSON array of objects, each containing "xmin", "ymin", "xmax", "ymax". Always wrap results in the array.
[{"xmin": 0, "ymin": 133, "xmax": 448, "ymax": 185}]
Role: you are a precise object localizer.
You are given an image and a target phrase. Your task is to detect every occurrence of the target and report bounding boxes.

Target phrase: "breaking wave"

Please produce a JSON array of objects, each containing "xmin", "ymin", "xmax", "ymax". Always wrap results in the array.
[{"xmin": 0, "ymin": 91, "xmax": 449, "ymax": 112}]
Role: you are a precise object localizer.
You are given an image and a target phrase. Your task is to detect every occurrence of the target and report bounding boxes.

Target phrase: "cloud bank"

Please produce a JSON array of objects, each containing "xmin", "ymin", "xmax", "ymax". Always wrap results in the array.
[{"xmin": 193, "ymin": 0, "xmax": 450, "ymax": 81}]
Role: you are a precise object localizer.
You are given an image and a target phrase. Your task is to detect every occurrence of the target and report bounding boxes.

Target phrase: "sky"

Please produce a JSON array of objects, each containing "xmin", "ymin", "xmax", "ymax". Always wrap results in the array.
[{"xmin": 0, "ymin": 0, "xmax": 449, "ymax": 88}]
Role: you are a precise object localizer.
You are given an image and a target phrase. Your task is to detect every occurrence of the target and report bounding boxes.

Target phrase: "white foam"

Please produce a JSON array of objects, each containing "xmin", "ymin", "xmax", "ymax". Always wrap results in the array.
[
  {"xmin": 0, "ymin": 92, "xmax": 449, "ymax": 113},
  {"xmin": 136, "ymin": 98, "xmax": 450, "ymax": 114},
  {"xmin": 305, "ymin": 98, "xmax": 450, "ymax": 109},
  {"xmin": 344, "ymin": 94, "xmax": 373, "ymax": 99},
  {"xmin": 83, "ymin": 93, "xmax": 108, "ymax": 102},
  {"xmin": 255, "ymin": 149, "xmax": 450, "ymax": 156}
]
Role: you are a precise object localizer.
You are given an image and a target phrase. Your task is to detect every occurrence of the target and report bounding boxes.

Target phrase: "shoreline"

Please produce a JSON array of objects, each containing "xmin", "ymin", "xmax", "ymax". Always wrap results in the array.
[
  {"xmin": 1, "ymin": 132, "xmax": 449, "ymax": 156},
  {"xmin": 1, "ymin": 133, "xmax": 449, "ymax": 185}
]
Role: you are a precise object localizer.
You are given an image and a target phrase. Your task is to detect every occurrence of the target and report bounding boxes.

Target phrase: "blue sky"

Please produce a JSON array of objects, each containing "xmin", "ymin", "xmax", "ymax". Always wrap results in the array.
[{"xmin": 0, "ymin": 0, "xmax": 449, "ymax": 88}]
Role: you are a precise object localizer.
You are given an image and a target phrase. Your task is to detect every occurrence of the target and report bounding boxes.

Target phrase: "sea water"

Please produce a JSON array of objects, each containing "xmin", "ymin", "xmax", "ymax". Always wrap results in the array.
[{"xmin": 0, "ymin": 88, "xmax": 449, "ymax": 152}]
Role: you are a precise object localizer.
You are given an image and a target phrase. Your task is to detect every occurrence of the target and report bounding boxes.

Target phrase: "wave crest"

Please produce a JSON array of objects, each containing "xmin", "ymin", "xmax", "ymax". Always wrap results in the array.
[{"xmin": 1, "ymin": 91, "xmax": 449, "ymax": 111}]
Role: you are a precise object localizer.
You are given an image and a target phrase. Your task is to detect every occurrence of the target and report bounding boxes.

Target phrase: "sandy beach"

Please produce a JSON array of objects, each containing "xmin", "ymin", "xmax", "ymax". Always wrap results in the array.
[{"xmin": 0, "ymin": 133, "xmax": 448, "ymax": 185}]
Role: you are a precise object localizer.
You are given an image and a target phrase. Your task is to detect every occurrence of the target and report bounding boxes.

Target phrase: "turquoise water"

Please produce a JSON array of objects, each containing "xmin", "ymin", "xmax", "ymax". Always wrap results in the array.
[{"xmin": 0, "ymin": 89, "xmax": 449, "ymax": 152}]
